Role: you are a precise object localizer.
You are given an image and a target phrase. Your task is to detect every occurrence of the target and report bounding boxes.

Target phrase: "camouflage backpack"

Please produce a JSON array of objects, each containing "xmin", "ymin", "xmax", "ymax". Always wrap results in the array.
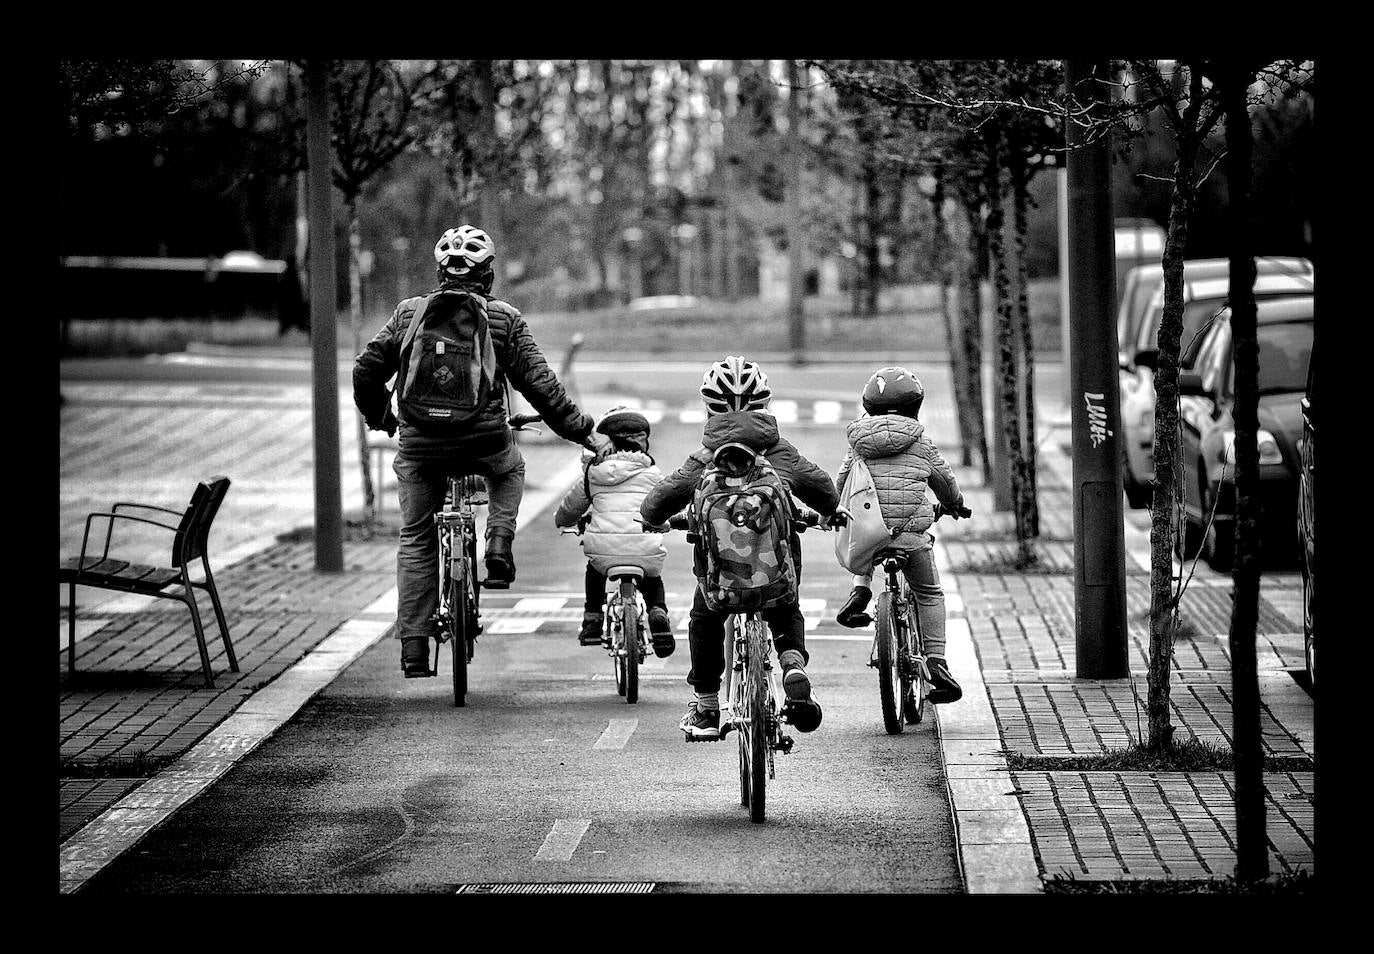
[{"xmin": 692, "ymin": 443, "xmax": 799, "ymax": 613}]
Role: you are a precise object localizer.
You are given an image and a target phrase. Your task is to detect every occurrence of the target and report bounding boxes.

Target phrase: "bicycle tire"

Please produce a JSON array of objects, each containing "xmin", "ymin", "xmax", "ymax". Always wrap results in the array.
[
  {"xmin": 728, "ymin": 619, "xmax": 748, "ymax": 806},
  {"xmin": 874, "ymin": 591, "xmax": 903, "ymax": 734},
  {"xmin": 745, "ymin": 616, "xmax": 768, "ymax": 823},
  {"xmin": 449, "ymin": 555, "xmax": 468, "ymax": 707},
  {"xmin": 621, "ymin": 579, "xmax": 639, "ymax": 704},
  {"xmin": 903, "ymin": 599, "xmax": 927, "ymax": 725}
]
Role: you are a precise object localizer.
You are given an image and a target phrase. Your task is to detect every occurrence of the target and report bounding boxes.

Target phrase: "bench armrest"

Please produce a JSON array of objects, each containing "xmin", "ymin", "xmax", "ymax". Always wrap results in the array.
[
  {"xmin": 112, "ymin": 502, "xmax": 184, "ymax": 518},
  {"xmin": 81, "ymin": 512, "xmax": 181, "ymax": 566}
]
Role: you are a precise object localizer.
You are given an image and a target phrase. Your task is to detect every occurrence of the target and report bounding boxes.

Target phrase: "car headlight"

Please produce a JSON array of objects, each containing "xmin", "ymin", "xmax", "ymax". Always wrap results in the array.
[{"xmin": 1223, "ymin": 429, "xmax": 1283, "ymax": 467}]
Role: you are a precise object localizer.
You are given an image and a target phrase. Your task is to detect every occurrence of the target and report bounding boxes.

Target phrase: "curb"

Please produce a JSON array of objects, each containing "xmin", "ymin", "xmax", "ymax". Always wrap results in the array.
[{"xmin": 59, "ymin": 449, "xmax": 587, "ymax": 894}]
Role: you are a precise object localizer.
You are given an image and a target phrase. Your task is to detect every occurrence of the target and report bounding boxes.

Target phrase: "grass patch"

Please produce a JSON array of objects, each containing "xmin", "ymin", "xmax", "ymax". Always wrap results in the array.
[
  {"xmin": 1005, "ymin": 737, "xmax": 1313, "ymax": 773},
  {"xmin": 1044, "ymin": 870, "xmax": 1314, "ymax": 894},
  {"xmin": 61, "ymin": 750, "xmax": 175, "ymax": 779}
]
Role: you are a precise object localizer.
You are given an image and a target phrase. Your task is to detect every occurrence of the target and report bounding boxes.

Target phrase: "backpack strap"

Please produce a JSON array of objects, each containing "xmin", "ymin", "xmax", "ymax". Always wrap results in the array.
[{"xmin": 396, "ymin": 294, "xmax": 432, "ymax": 402}]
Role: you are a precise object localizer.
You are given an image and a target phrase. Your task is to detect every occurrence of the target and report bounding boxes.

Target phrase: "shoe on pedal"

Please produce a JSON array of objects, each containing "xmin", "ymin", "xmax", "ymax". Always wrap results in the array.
[
  {"xmin": 779, "ymin": 650, "xmax": 822, "ymax": 732},
  {"xmin": 836, "ymin": 585, "xmax": 873, "ymax": 628},
  {"xmin": 926, "ymin": 656, "xmax": 963, "ymax": 704},
  {"xmin": 648, "ymin": 607, "xmax": 675, "ymax": 657},
  {"xmin": 578, "ymin": 610, "xmax": 604, "ymax": 646},
  {"xmin": 679, "ymin": 701, "xmax": 721, "ymax": 740},
  {"xmin": 401, "ymin": 637, "xmax": 433, "ymax": 678},
  {"xmin": 484, "ymin": 533, "xmax": 515, "ymax": 586}
]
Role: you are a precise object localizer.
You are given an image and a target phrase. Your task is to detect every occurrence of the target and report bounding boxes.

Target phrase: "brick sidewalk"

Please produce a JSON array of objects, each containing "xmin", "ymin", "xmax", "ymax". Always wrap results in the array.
[{"xmin": 940, "ymin": 415, "xmax": 1314, "ymax": 886}]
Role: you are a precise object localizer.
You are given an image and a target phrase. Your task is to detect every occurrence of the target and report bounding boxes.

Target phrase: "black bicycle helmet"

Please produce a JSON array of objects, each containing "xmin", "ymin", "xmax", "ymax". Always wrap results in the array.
[{"xmin": 861, "ymin": 366, "xmax": 925, "ymax": 417}]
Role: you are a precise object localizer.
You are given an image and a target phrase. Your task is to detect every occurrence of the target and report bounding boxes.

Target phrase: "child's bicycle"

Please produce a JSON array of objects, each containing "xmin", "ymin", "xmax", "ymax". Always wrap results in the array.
[
  {"xmin": 662, "ymin": 506, "xmax": 832, "ymax": 824},
  {"xmin": 560, "ymin": 526, "xmax": 651, "ymax": 704},
  {"xmin": 428, "ymin": 413, "xmax": 542, "ymax": 707},
  {"xmin": 866, "ymin": 501, "xmax": 970, "ymax": 734}
]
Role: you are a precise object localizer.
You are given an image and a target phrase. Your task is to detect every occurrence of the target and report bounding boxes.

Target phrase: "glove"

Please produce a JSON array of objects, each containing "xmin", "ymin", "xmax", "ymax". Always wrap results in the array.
[
  {"xmin": 369, "ymin": 408, "xmax": 398, "ymax": 436},
  {"xmin": 826, "ymin": 506, "xmax": 852, "ymax": 529},
  {"xmin": 583, "ymin": 431, "xmax": 613, "ymax": 460}
]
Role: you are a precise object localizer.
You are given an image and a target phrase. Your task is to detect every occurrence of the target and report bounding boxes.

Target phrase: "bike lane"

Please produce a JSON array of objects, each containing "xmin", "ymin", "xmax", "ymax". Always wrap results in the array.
[{"xmin": 79, "ymin": 399, "xmax": 962, "ymax": 894}]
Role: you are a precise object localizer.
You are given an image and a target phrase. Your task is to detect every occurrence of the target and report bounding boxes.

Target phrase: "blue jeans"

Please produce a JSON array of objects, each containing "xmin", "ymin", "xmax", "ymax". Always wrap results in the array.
[
  {"xmin": 393, "ymin": 443, "xmax": 525, "ymax": 642},
  {"xmin": 853, "ymin": 534, "xmax": 947, "ymax": 657}
]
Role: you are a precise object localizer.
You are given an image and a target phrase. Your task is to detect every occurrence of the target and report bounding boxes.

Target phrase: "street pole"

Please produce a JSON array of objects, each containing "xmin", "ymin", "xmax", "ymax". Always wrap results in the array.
[
  {"xmin": 785, "ymin": 58, "xmax": 806, "ymax": 365},
  {"xmin": 1066, "ymin": 60, "xmax": 1127, "ymax": 678},
  {"xmin": 1058, "ymin": 165, "xmax": 1072, "ymax": 406},
  {"xmin": 305, "ymin": 59, "xmax": 345, "ymax": 573}
]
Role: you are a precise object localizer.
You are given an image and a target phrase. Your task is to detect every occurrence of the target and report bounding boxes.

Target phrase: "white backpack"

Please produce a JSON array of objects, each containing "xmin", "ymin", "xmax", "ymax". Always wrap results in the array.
[{"xmin": 833, "ymin": 456, "xmax": 894, "ymax": 574}]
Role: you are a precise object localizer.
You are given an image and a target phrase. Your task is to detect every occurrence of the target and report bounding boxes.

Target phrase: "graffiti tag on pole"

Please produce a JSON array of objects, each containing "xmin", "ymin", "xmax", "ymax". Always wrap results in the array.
[{"xmin": 1084, "ymin": 391, "xmax": 1113, "ymax": 448}]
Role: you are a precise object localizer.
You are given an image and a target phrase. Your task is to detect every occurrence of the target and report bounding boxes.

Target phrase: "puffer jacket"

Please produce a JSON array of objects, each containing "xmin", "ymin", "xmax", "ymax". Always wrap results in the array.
[
  {"xmin": 555, "ymin": 450, "xmax": 667, "ymax": 575},
  {"xmin": 641, "ymin": 410, "xmax": 839, "ymax": 527},
  {"xmin": 836, "ymin": 413, "xmax": 963, "ymax": 548},
  {"xmin": 353, "ymin": 286, "xmax": 594, "ymax": 460}
]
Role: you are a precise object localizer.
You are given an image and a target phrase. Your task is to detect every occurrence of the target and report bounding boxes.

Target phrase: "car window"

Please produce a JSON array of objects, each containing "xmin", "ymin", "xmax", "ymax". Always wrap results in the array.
[
  {"xmin": 1200, "ymin": 323, "xmax": 1230, "ymax": 394},
  {"xmin": 1256, "ymin": 321, "xmax": 1313, "ymax": 394}
]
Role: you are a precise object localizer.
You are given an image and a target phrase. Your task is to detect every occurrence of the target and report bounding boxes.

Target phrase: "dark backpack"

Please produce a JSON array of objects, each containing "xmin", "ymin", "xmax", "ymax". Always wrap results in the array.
[
  {"xmin": 395, "ymin": 290, "xmax": 498, "ymax": 431},
  {"xmin": 691, "ymin": 446, "xmax": 799, "ymax": 613}
]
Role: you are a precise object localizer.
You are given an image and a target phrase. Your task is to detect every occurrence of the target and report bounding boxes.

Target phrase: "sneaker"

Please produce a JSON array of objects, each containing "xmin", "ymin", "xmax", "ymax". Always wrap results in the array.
[
  {"xmin": 648, "ymin": 607, "xmax": 675, "ymax": 657},
  {"xmin": 484, "ymin": 534, "xmax": 515, "ymax": 586},
  {"xmin": 779, "ymin": 651, "xmax": 822, "ymax": 732},
  {"xmin": 401, "ymin": 637, "xmax": 433, "ymax": 678},
  {"xmin": 578, "ymin": 611, "xmax": 604, "ymax": 646},
  {"xmin": 837, "ymin": 585, "xmax": 873, "ymax": 628},
  {"xmin": 926, "ymin": 657, "xmax": 963, "ymax": 704},
  {"xmin": 679, "ymin": 701, "xmax": 721, "ymax": 740}
]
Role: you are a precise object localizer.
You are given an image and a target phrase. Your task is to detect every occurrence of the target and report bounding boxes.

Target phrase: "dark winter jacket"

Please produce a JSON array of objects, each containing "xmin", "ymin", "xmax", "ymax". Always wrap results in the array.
[
  {"xmin": 836, "ymin": 413, "xmax": 963, "ymax": 547},
  {"xmin": 641, "ymin": 410, "xmax": 840, "ymax": 526},
  {"xmin": 353, "ymin": 287, "xmax": 593, "ymax": 460}
]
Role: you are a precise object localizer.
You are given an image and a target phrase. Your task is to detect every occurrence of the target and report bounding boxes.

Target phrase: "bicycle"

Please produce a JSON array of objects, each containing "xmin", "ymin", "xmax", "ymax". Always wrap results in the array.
[
  {"xmin": 560, "ymin": 525, "xmax": 651, "ymax": 704},
  {"xmin": 663, "ymin": 506, "xmax": 832, "ymax": 824},
  {"xmin": 866, "ymin": 501, "xmax": 970, "ymax": 734},
  {"xmin": 429, "ymin": 412, "xmax": 542, "ymax": 707}
]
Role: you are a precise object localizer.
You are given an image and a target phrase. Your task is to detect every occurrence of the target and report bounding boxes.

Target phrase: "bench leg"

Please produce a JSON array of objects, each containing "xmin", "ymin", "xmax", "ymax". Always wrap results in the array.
[
  {"xmin": 68, "ymin": 582, "xmax": 77, "ymax": 674},
  {"xmin": 182, "ymin": 570, "xmax": 216, "ymax": 689},
  {"xmin": 201, "ymin": 559, "xmax": 238, "ymax": 672}
]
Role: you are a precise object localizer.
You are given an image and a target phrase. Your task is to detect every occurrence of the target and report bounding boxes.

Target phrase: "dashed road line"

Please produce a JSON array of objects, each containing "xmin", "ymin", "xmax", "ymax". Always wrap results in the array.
[
  {"xmin": 593, "ymin": 719, "xmax": 638, "ymax": 750},
  {"xmin": 534, "ymin": 818, "xmax": 592, "ymax": 861}
]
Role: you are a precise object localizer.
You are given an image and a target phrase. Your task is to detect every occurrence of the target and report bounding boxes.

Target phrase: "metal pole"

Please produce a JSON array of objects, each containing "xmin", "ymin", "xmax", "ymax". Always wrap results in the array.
[
  {"xmin": 1066, "ymin": 60, "xmax": 1127, "ymax": 678},
  {"xmin": 305, "ymin": 59, "xmax": 345, "ymax": 573},
  {"xmin": 1058, "ymin": 166, "xmax": 1072, "ymax": 406}
]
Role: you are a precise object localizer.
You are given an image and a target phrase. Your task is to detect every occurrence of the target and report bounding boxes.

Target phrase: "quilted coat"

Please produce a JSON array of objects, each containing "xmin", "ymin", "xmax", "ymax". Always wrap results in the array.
[
  {"xmin": 555, "ymin": 450, "xmax": 667, "ymax": 575},
  {"xmin": 353, "ymin": 287, "xmax": 593, "ymax": 460},
  {"xmin": 836, "ymin": 414, "xmax": 963, "ymax": 548}
]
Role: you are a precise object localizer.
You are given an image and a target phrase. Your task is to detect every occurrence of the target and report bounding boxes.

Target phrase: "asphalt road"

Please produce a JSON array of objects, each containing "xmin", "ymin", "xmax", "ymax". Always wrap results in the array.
[{"xmin": 79, "ymin": 403, "xmax": 966, "ymax": 894}]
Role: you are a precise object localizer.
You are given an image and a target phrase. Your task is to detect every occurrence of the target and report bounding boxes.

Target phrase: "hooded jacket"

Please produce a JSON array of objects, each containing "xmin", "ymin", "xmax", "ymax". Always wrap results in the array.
[
  {"xmin": 353, "ymin": 286, "xmax": 593, "ymax": 460},
  {"xmin": 641, "ymin": 409, "xmax": 839, "ymax": 527},
  {"xmin": 836, "ymin": 413, "xmax": 963, "ymax": 547},
  {"xmin": 555, "ymin": 450, "xmax": 667, "ymax": 575}
]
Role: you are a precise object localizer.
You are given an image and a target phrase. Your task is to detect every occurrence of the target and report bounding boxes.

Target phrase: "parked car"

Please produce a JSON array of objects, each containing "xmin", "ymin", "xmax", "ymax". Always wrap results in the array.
[
  {"xmin": 1298, "ymin": 334, "xmax": 1316, "ymax": 687},
  {"xmin": 1118, "ymin": 269, "xmax": 1316, "ymax": 508},
  {"xmin": 1176, "ymin": 296, "xmax": 1314, "ymax": 571}
]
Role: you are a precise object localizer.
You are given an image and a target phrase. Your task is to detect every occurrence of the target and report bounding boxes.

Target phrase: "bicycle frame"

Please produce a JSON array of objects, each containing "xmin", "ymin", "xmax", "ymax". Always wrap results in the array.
[
  {"xmin": 433, "ymin": 474, "xmax": 484, "ymax": 704},
  {"xmin": 603, "ymin": 570, "xmax": 648, "ymax": 703}
]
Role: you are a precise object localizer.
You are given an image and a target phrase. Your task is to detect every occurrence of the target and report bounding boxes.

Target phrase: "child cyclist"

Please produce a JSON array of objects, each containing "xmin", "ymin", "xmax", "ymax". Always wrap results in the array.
[
  {"xmin": 834, "ymin": 366, "xmax": 969, "ymax": 704},
  {"xmin": 640, "ymin": 356, "xmax": 844, "ymax": 740},
  {"xmin": 554, "ymin": 406, "xmax": 675, "ymax": 656}
]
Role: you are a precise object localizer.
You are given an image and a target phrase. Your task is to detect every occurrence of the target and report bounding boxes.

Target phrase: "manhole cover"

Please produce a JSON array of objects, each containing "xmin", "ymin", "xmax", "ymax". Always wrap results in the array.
[{"xmin": 456, "ymin": 882, "xmax": 655, "ymax": 894}]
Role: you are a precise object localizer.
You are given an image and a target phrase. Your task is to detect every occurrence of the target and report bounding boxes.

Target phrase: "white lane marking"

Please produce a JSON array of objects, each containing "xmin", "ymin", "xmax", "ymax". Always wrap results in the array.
[
  {"xmin": 59, "ymin": 618, "xmax": 109, "ymax": 649},
  {"xmin": 534, "ymin": 818, "xmax": 592, "ymax": 862},
  {"xmin": 593, "ymin": 718, "xmax": 638, "ymax": 750},
  {"xmin": 798, "ymin": 598, "xmax": 827, "ymax": 613},
  {"xmin": 488, "ymin": 619, "xmax": 544, "ymax": 634},
  {"xmin": 512, "ymin": 597, "xmax": 568, "ymax": 613},
  {"xmin": 771, "ymin": 399, "xmax": 799, "ymax": 423},
  {"xmin": 679, "ymin": 409, "xmax": 707, "ymax": 424},
  {"xmin": 814, "ymin": 400, "xmax": 843, "ymax": 424}
]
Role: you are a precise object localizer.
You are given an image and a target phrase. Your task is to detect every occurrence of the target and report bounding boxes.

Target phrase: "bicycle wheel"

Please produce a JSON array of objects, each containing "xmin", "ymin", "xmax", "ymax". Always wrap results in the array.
[
  {"xmin": 621, "ymin": 579, "xmax": 639, "ymax": 704},
  {"xmin": 903, "ymin": 600, "xmax": 927, "ymax": 726},
  {"xmin": 449, "ymin": 553, "xmax": 468, "ymax": 707},
  {"xmin": 727, "ymin": 619, "xmax": 748, "ymax": 806},
  {"xmin": 744, "ymin": 617, "xmax": 768, "ymax": 823},
  {"xmin": 874, "ymin": 591, "xmax": 903, "ymax": 734}
]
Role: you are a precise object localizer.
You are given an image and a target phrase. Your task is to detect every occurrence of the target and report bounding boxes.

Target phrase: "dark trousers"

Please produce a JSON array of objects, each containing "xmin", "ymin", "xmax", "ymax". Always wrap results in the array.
[
  {"xmin": 584, "ymin": 563, "xmax": 666, "ymax": 614},
  {"xmin": 686, "ymin": 585, "xmax": 807, "ymax": 694}
]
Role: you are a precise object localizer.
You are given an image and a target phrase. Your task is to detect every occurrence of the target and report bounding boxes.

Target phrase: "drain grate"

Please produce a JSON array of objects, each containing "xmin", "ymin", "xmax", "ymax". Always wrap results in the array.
[{"xmin": 456, "ymin": 882, "xmax": 655, "ymax": 894}]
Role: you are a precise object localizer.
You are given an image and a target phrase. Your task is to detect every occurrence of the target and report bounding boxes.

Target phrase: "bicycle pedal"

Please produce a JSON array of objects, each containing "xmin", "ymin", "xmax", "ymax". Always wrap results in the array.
[
  {"xmin": 682, "ymin": 732, "xmax": 723, "ymax": 743},
  {"xmin": 403, "ymin": 667, "xmax": 436, "ymax": 679},
  {"xmin": 481, "ymin": 579, "xmax": 511, "ymax": 590}
]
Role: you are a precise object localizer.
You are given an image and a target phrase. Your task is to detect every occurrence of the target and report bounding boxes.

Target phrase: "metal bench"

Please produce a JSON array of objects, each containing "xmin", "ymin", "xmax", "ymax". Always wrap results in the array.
[{"xmin": 59, "ymin": 476, "xmax": 239, "ymax": 688}]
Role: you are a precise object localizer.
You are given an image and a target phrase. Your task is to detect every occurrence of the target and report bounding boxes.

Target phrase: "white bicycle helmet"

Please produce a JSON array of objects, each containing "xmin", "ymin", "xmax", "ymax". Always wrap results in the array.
[
  {"xmin": 434, "ymin": 225, "xmax": 496, "ymax": 278},
  {"xmin": 700, "ymin": 355, "xmax": 772, "ymax": 415}
]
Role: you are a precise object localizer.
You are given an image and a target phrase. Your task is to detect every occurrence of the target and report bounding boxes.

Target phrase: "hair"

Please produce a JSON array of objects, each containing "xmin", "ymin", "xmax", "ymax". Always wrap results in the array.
[{"xmin": 610, "ymin": 431, "xmax": 650, "ymax": 455}]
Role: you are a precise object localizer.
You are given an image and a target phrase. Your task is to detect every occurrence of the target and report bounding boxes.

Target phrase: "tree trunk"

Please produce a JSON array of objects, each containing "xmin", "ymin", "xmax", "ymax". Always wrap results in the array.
[
  {"xmin": 932, "ymin": 170, "xmax": 973, "ymax": 468},
  {"xmin": 1009, "ymin": 148, "xmax": 1041, "ymax": 537},
  {"xmin": 1145, "ymin": 68, "xmax": 1209, "ymax": 752},
  {"xmin": 985, "ymin": 131, "xmax": 1034, "ymax": 565},
  {"xmin": 347, "ymin": 199, "xmax": 377, "ymax": 525},
  {"xmin": 475, "ymin": 60, "xmax": 502, "ymax": 260},
  {"xmin": 863, "ymin": 160, "xmax": 881, "ymax": 316},
  {"xmin": 1221, "ymin": 63, "xmax": 1268, "ymax": 883},
  {"xmin": 785, "ymin": 58, "xmax": 806, "ymax": 359},
  {"xmin": 960, "ymin": 200, "xmax": 993, "ymax": 484}
]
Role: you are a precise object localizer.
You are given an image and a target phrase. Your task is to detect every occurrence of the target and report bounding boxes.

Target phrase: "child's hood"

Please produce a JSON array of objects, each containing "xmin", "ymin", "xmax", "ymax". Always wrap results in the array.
[
  {"xmin": 701, "ymin": 410, "xmax": 780, "ymax": 454},
  {"xmin": 847, "ymin": 413, "xmax": 925, "ymax": 459},
  {"xmin": 588, "ymin": 450, "xmax": 657, "ymax": 487}
]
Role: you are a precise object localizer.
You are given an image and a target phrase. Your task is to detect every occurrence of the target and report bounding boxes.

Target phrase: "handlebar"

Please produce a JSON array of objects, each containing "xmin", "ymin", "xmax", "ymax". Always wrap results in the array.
[{"xmin": 933, "ymin": 502, "xmax": 973, "ymax": 521}]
